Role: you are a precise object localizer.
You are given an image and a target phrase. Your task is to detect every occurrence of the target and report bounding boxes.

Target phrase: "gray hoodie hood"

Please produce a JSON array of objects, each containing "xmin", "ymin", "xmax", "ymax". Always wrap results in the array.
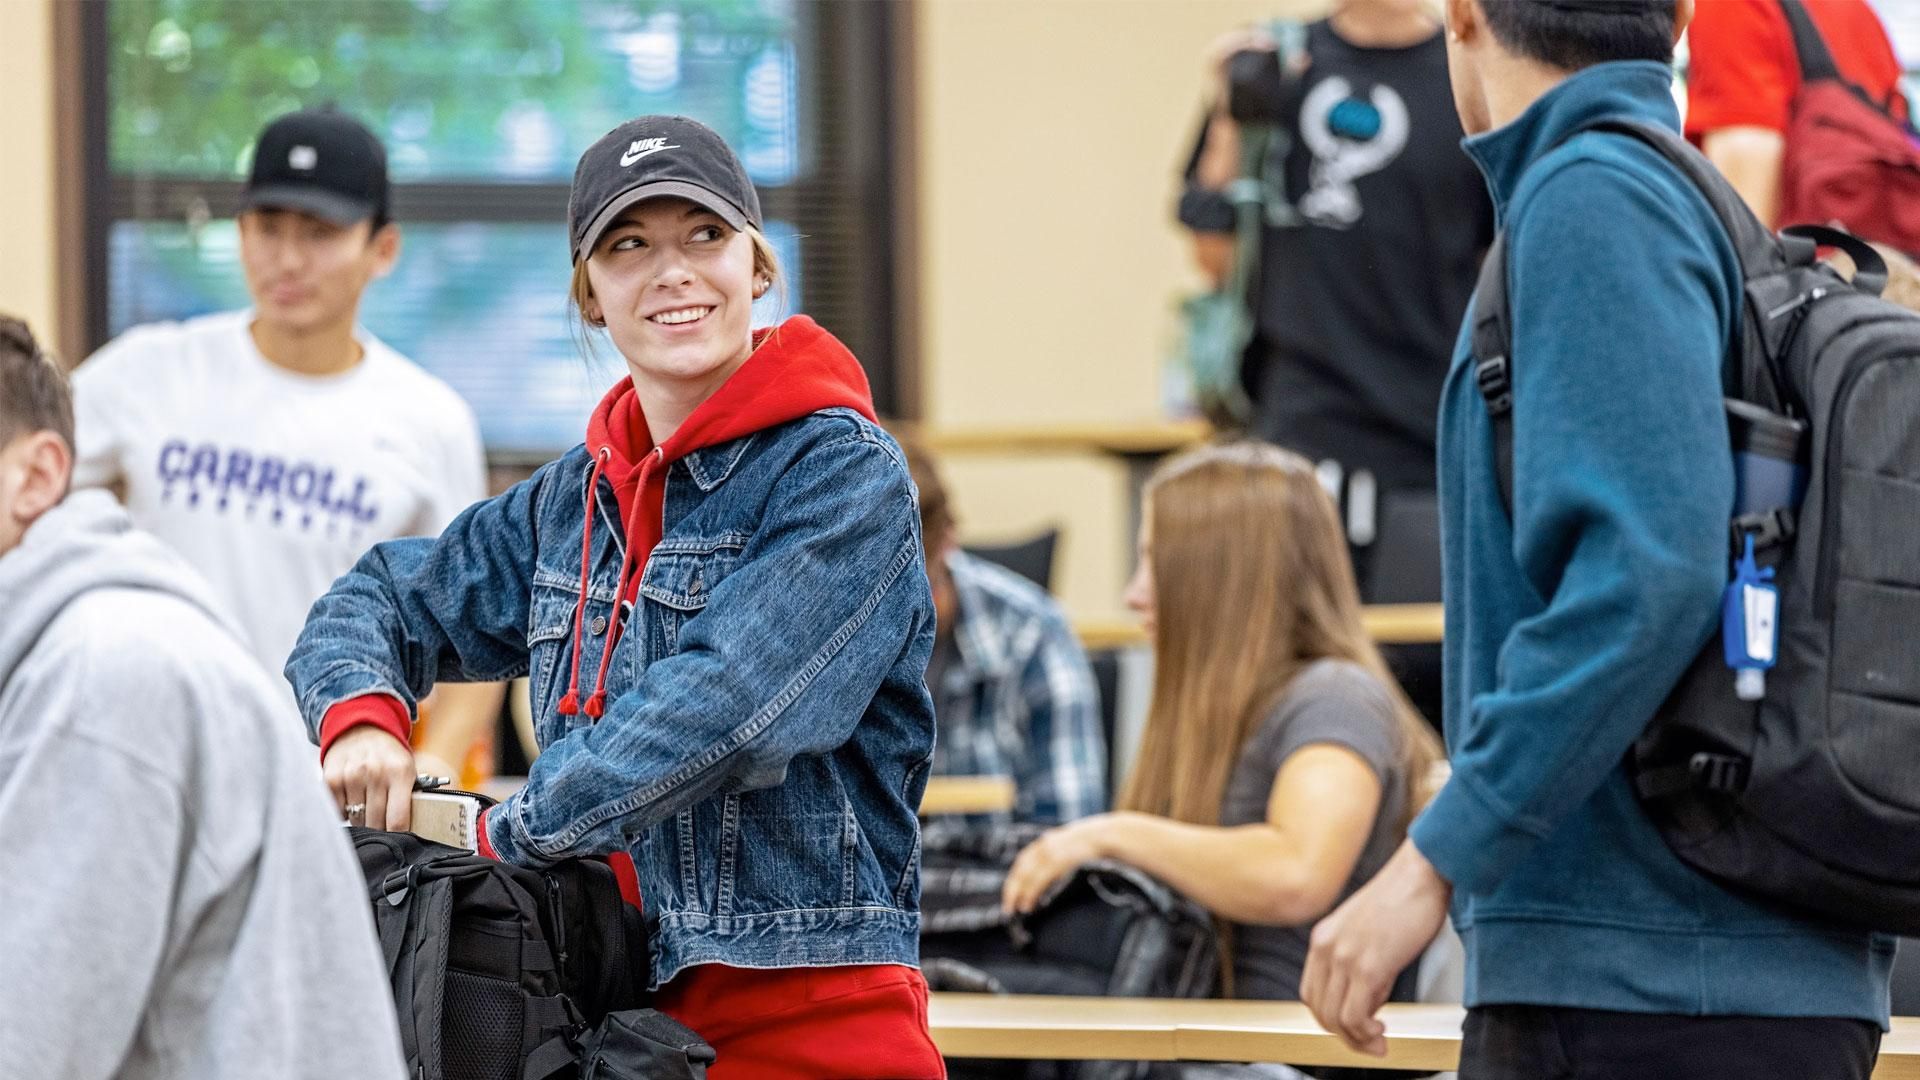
[{"xmin": 0, "ymin": 490, "xmax": 243, "ymax": 680}]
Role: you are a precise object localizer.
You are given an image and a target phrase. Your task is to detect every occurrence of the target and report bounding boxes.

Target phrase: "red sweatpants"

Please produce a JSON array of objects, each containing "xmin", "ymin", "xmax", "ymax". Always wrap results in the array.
[{"xmin": 654, "ymin": 963, "xmax": 946, "ymax": 1080}]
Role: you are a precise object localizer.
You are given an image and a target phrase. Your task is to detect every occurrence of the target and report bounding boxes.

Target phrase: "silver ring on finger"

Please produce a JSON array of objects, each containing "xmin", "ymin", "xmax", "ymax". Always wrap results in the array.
[{"xmin": 344, "ymin": 802, "xmax": 367, "ymax": 827}]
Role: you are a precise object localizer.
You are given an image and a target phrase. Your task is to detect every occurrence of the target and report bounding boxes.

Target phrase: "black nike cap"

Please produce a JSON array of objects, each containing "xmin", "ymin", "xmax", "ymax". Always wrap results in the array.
[{"xmin": 568, "ymin": 115, "xmax": 763, "ymax": 263}]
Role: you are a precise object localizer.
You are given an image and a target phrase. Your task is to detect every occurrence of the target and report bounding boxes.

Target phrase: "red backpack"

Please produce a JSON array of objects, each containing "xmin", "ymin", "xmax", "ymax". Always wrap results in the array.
[{"xmin": 1776, "ymin": 0, "xmax": 1920, "ymax": 254}]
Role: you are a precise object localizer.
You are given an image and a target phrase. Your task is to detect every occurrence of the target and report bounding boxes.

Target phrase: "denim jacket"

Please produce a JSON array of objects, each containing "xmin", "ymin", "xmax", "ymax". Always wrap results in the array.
[{"xmin": 287, "ymin": 408, "xmax": 936, "ymax": 988}]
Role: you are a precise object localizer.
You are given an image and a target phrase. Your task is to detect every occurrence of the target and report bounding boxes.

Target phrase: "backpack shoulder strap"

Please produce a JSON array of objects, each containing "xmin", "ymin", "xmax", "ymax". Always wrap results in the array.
[
  {"xmin": 1584, "ymin": 118, "xmax": 1783, "ymax": 277},
  {"xmin": 1472, "ymin": 117, "xmax": 1790, "ymax": 516},
  {"xmin": 1776, "ymin": 0, "xmax": 1843, "ymax": 84},
  {"xmin": 1470, "ymin": 233, "xmax": 1516, "ymax": 513},
  {"xmin": 382, "ymin": 871, "xmax": 458, "ymax": 1071}
]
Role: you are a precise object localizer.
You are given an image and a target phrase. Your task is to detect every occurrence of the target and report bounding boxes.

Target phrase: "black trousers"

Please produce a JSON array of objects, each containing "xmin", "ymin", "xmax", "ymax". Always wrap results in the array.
[{"xmin": 1458, "ymin": 1005, "xmax": 1881, "ymax": 1080}]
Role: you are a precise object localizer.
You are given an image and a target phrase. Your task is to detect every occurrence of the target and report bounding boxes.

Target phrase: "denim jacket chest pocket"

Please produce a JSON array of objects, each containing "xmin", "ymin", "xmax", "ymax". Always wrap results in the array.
[
  {"xmin": 525, "ymin": 569, "xmax": 625, "ymax": 746},
  {"xmin": 637, "ymin": 537, "xmax": 748, "ymax": 656}
]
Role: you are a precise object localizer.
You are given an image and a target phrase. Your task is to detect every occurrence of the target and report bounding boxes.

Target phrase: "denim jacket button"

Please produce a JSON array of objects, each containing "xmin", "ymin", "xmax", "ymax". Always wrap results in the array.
[{"xmin": 590, "ymin": 615, "xmax": 608, "ymax": 636}]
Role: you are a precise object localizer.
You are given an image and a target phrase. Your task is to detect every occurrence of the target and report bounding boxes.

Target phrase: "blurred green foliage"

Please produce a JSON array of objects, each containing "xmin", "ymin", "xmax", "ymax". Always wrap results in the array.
[{"xmin": 109, "ymin": 0, "xmax": 797, "ymax": 180}]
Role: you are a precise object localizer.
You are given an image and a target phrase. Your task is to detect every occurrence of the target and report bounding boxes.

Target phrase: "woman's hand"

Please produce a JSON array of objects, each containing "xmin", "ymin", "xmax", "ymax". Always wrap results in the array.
[
  {"xmin": 1001, "ymin": 814, "xmax": 1117, "ymax": 916},
  {"xmin": 324, "ymin": 726, "xmax": 417, "ymax": 832}
]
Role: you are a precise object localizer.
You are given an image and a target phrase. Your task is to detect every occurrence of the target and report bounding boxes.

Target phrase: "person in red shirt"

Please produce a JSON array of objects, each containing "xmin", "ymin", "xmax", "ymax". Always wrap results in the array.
[{"xmin": 1686, "ymin": 0, "xmax": 1910, "ymax": 225}]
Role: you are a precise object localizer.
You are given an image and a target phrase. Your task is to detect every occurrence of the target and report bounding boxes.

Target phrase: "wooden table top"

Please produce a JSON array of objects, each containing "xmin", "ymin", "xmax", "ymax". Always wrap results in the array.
[
  {"xmin": 1077, "ymin": 603, "xmax": 1444, "ymax": 651},
  {"xmin": 930, "ymin": 992, "xmax": 1183, "ymax": 1062},
  {"xmin": 1884, "ymin": 1025, "xmax": 1920, "ymax": 1080},
  {"xmin": 919, "ymin": 775, "xmax": 1017, "ymax": 816},
  {"xmin": 1167, "ymin": 999, "xmax": 1465, "ymax": 1071},
  {"xmin": 927, "ymin": 994, "xmax": 1920, "ymax": 1077}
]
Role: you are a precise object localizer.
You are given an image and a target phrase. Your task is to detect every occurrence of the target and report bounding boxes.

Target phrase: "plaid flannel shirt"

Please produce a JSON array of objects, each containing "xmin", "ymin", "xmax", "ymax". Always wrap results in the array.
[{"xmin": 925, "ymin": 551, "xmax": 1106, "ymax": 846}]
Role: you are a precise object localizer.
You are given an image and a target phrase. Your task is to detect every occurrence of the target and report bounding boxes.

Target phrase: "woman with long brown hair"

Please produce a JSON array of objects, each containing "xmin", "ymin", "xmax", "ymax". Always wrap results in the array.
[{"xmin": 1002, "ymin": 441, "xmax": 1442, "ymax": 1001}]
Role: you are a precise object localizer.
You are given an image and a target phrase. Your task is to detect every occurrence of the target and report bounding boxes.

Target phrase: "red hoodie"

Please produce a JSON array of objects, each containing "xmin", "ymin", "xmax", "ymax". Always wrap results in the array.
[{"xmin": 316, "ymin": 314, "xmax": 876, "ymax": 755}]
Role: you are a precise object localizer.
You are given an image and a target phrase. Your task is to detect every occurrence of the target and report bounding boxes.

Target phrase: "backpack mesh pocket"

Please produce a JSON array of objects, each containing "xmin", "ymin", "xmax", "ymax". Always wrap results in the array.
[{"xmin": 442, "ymin": 970, "xmax": 526, "ymax": 1080}]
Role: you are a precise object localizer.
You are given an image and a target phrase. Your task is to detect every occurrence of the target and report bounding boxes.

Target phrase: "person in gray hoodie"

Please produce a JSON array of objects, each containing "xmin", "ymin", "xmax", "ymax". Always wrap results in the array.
[{"xmin": 0, "ymin": 314, "xmax": 406, "ymax": 1079}]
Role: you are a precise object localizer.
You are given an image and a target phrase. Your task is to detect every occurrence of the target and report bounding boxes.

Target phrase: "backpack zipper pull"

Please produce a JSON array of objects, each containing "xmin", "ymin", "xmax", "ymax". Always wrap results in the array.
[{"xmin": 1764, "ymin": 285, "xmax": 1829, "ymax": 322}]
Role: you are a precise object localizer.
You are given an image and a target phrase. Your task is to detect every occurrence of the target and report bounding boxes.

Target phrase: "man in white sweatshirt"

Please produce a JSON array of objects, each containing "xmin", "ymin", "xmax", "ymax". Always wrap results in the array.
[{"xmin": 0, "ymin": 314, "xmax": 406, "ymax": 1079}]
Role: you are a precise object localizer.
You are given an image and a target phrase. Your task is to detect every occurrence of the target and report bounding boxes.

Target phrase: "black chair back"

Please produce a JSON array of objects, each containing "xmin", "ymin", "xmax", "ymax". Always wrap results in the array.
[{"xmin": 963, "ymin": 528, "xmax": 1060, "ymax": 593}]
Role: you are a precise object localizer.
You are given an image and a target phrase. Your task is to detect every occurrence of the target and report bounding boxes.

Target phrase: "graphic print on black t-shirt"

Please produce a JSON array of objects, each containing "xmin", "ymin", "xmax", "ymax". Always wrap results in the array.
[
  {"xmin": 1245, "ymin": 20, "xmax": 1492, "ymax": 493},
  {"xmin": 1296, "ymin": 75, "xmax": 1410, "ymax": 228}
]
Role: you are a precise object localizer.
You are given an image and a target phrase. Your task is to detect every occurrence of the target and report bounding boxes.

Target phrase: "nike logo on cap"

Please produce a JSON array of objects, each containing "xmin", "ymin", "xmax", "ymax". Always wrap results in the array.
[{"xmin": 620, "ymin": 138, "xmax": 678, "ymax": 167}]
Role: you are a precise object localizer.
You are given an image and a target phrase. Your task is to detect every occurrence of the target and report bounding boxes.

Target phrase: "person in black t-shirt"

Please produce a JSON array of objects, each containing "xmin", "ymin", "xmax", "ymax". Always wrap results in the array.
[{"xmin": 1182, "ymin": 0, "xmax": 1492, "ymax": 606}]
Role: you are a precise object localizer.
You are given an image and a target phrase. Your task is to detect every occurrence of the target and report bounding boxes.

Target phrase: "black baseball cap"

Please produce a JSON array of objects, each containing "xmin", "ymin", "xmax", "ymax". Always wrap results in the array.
[
  {"xmin": 568, "ymin": 115, "xmax": 763, "ymax": 263},
  {"xmin": 243, "ymin": 108, "xmax": 391, "ymax": 227}
]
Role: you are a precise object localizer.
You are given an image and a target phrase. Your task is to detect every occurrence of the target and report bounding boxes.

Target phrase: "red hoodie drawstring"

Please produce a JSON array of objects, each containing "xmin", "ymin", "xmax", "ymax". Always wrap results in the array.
[
  {"xmin": 557, "ymin": 447, "xmax": 613, "ymax": 717},
  {"xmin": 582, "ymin": 447, "xmax": 663, "ymax": 719},
  {"xmin": 558, "ymin": 316, "xmax": 875, "ymax": 723}
]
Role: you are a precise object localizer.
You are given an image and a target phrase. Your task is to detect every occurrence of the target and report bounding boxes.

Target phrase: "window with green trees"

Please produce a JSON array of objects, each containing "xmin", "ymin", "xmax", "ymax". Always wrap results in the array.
[{"xmin": 90, "ymin": 0, "xmax": 900, "ymax": 457}]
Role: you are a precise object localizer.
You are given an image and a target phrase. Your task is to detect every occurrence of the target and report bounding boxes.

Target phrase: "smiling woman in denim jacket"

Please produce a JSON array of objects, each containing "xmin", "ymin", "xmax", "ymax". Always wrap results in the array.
[{"xmin": 285, "ymin": 116, "xmax": 945, "ymax": 1079}]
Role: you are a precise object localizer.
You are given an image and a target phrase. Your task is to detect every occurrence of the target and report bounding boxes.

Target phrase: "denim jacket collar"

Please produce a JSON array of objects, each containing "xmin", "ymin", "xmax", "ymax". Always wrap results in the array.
[
  {"xmin": 680, "ymin": 435, "xmax": 757, "ymax": 492},
  {"xmin": 574, "ymin": 434, "xmax": 757, "ymax": 565},
  {"xmin": 577, "ymin": 432, "xmax": 756, "ymax": 503}
]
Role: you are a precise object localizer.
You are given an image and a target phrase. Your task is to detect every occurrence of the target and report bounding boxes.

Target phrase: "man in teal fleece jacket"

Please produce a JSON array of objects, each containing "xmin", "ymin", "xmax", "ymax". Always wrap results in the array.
[{"xmin": 1299, "ymin": 1, "xmax": 1892, "ymax": 1076}]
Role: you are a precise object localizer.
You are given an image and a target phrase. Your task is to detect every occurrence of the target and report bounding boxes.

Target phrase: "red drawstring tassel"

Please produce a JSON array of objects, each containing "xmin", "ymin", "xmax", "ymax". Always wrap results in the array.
[
  {"xmin": 557, "ymin": 447, "xmax": 612, "ymax": 720},
  {"xmin": 576, "ymin": 448, "xmax": 661, "ymax": 723}
]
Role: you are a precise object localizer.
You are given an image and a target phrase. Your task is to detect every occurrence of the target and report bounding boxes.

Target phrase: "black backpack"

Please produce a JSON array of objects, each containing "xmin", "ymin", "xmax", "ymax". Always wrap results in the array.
[
  {"xmin": 352, "ymin": 828, "xmax": 714, "ymax": 1080},
  {"xmin": 1470, "ymin": 117, "xmax": 1920, "ymax": 932}
]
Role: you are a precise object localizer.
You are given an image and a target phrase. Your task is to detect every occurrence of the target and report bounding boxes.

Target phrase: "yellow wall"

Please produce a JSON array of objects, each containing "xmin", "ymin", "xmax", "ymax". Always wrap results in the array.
[
  {"xmin": 915, "ymin": 0, "xmax": 1315, "ymax": 431},
  {"xmin": 0, "ymin": 0, "xmax": 59, "ymax": 347},
  {"xmin": 914, "ymin": 0, "xmax": 1327, "ymax": 619}
]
